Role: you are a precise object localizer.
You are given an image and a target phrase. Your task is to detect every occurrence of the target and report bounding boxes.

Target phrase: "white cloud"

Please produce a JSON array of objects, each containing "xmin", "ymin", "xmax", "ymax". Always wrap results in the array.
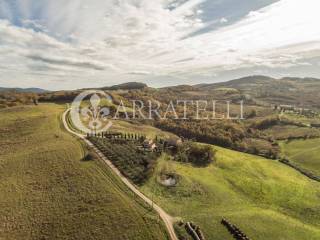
[
  {"xmin": 0, "ymin": 0, "xmax": 320, "ymax": 90},
  {"xmin": 128, "ymin": 70, "xmax": 152, "ymax": 76},
  {"xmin": 220, "ymin": 17, "xmax": 228, "ymax": 23}
]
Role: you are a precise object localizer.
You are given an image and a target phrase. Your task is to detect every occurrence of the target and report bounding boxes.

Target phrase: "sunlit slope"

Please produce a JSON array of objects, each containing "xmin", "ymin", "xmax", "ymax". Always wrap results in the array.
[
  {"xmin": 111, "ymin": 119, "xmax": 177, "ymax": 139},
  {"xmin": 0, "ymin": 104, "xmax": 168, "ymax": 240},
  {"xmin": 280, "ymin": 138, "xmax": 320, "ymax": 176},
  {"xmin": 141, "ymin": 148, "xmax": 320, "ymax": 240}
]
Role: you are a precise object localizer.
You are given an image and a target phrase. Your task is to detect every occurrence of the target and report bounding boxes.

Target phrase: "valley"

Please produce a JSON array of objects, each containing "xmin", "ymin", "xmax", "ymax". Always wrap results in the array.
[
  {"xmin": 1, "ymin": 1, "xmax": 320, "ymax": 239},
  {"xmin": 1, "ymin": 76, "xmax": 320, "ymax": 240}
]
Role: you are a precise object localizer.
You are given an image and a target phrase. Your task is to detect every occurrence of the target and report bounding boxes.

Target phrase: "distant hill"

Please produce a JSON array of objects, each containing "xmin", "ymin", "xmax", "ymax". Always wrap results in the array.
[
  {"xmin": 197, "ymin": 75, "xmax": 320, "ymax": 90},
  {"xmin": 102, "ymin": 82, "xmax": 147, "ymax": 91},
  {"xmin": 0, "ymin": 87, "xmax": 49, "ymax": 93},
  {"xmin": 196, "ymin": 75, "xmax": 320, "ymax": 108},
  {"xmin": 160, "ymin": 84, "xmax": 199, "ymax": 92},
  {"xmin": 196, "ymin": 75, "xmax": 278, "ymax": 89}
]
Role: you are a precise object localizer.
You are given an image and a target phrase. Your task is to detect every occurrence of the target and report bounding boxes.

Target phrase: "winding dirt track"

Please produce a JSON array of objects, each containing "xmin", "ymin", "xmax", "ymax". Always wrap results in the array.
[{"xmin": 62, "ymin": 109, "xmax": 178, "ymax": 240}]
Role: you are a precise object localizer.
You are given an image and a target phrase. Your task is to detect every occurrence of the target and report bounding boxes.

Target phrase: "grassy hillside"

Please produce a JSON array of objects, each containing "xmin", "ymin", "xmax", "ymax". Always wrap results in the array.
[
  {"xmin": 111, "ymin": 120, "xmax": 177, "ymax": 139},
  {"xmin": 0, "ymin": 104, "xmax": 169, "ymax": 240},
  {"xmin": 141, "ymin": 148, "xmax": 320, "ymax": 240},
  {"xmin": 264, "ymin": 125, "xmax": 320, "ymax": 140},
  {"xmin": 73, "ymin": 111, "xmax": 320, "ymax": 239},
  {"xmin": 280, "ymin": 138, "xmax": 320, "ymax": 176}
]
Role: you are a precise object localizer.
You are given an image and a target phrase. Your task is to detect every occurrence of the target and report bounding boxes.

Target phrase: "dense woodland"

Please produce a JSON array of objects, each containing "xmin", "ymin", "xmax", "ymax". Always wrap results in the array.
[{"xmin": 155, "ymin": 119, "xmax": 279, "ymax": 159}]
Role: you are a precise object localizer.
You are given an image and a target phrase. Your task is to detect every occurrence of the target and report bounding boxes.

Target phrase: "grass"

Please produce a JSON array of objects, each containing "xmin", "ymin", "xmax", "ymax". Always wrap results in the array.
[
  {"xmin": 0, "ymin": 104, "xmax": 169, "ymax": 240},
  {"xmin": 111, "ymin": 119, "xmax": 177, "ymax": 140},
  {"xmin": 40, "ymin": 103, "xmax": 320, "ymax": 240},
  {"xmin": 264, "ymin": 125, "xmax": 320, "ymax": 140},
  {"xmin": 282, "ymin": 112, "xmax": 320, "ymax": 126},
  {"xmin": 72, "ymin": 115, "xmax": 320, "ymax": 239},
  {"xmin": 279, "ymin": 138, "xmax": 320, "ymax": 176},
  {"xmin": 141, "ymin": 148, "xmax": 320, "ymax": 240},
  {"xmin": 66, "ymin": 102, "xmax": 175, "ymax": 140}
]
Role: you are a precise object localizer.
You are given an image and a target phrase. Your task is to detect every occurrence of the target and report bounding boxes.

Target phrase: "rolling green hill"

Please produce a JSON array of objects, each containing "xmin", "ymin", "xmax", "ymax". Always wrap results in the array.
[
  {"xmin": 73, "ymin": 110, "xmax": 320, "ymax": 239},
  {"xmin": 0, "ymin": 104, "xmax": 169, "ymax": 240},
  {"xmin": 141, "ymin": 148, "xmax": 320, "ymax": 240},
  {"xmin": 5, "ymin": 78, "xmax": 320, "ymax": 240},
  {"xmin": 280, "ymin": 138, "xmax": 320, "ymax": 176}
]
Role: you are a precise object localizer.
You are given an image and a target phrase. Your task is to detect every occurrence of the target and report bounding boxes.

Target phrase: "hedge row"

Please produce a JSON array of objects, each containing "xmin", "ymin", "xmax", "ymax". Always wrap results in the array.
[{"xmin": 279, "ymin": 159, "xmax": 320, "ymax": 182}]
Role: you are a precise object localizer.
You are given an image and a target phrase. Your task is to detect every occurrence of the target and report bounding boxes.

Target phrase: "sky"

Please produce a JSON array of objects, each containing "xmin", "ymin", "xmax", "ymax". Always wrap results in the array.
[{"xmin": 0, "ymin": 0, "xmax": 320, "ymax": 90}]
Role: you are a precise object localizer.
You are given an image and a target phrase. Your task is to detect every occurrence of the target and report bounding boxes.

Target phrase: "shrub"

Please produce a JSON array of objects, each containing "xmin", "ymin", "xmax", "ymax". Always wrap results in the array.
[
  {"xmin": 188, "ymin": 144, "xmax": 216, "ymax": 166},
  {"xmin": 175, "ymin": 142, "xmax": 216, "ymax": 167},
  {"xmin": 252, "ymin": 117, "xmax": 280, "ymax": 130},
  {"xmin": 83, "ymin": 152, "xmax": 95, "ymax": 161}
]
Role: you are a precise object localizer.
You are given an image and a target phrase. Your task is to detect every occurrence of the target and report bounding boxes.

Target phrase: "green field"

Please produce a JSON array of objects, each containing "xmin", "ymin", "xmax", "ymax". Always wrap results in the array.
[
  {"xmin": 282, "ymin": 112, "xmax": 320, "ymax": 126},
  {"xmin": 82, "ymin": 117, "xmax": 320, "ymax": 239},
  {"xmin": 280, "ymin": 138, "xmax": 320, "ymax": 176},
  {"xmin": 111, "ymin": 119, "xmax": 177, "ymax": 140},
  {"xmin": 141, "ymin": 149, "xmax": 320, "ymax": 240},
  {"xmin": 0, "ymin": 104, "xmax": 169, "ymax": 240},
  {"xmin": 264, "ymin": 125, "xmax": 320, "ymax": 140}
]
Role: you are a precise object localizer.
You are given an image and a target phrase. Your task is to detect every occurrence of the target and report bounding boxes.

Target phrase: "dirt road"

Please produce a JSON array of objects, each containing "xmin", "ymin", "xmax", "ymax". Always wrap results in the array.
[{"xmin": 62, "ymin": 109, "xmax": 178, "ymax": 240}]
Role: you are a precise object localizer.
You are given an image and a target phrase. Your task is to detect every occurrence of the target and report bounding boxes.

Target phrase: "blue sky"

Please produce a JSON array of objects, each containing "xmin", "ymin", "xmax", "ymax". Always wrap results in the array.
[{"xmin": 0, "ymin": 0, "xmax": 320, "ymax": 90}]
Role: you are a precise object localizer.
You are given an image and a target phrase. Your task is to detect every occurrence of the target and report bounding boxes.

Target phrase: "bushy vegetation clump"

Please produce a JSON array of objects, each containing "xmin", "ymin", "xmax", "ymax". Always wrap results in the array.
[
  {"xmin": 175, "ymin": 142, "xmax": 216, "ymax": 167},
  {"xmin": 83, "ymin": 151, "xmax": 96, "ymax": 161},
  {"xmin": 251, "ymin": 116, "xmax": 280, "ymax": 130},
  {"xmin": 0, "ymin": 91, "xmax": 39, "ymax": 108}
]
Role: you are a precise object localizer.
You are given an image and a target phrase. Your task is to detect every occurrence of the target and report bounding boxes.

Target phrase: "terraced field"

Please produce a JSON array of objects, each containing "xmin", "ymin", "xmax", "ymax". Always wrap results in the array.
[{"xmin": 0, "ymin": 104, "xmax": 169, "ymax": 240}]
